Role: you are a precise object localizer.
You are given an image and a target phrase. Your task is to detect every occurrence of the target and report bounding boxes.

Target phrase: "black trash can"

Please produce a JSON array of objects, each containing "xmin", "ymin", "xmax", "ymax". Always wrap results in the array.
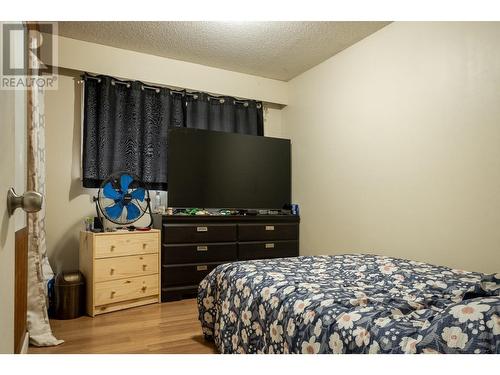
[{"xmin": 54, "ymin": 271, "xmax": 85, "ymax": 319}]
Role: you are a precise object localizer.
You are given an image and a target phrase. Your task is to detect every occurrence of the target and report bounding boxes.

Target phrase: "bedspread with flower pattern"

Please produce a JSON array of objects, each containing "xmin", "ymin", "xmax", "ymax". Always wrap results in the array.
[{"xmin": 198, "ymin": 254, "xmax": 499, "ymax": 354}]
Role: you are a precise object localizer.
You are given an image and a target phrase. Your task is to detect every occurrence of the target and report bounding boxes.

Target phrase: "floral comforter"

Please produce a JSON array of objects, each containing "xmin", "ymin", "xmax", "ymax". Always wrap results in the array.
[{"xmin": 198, "ymin": 254, "xmax": 499, "ymax": 354}]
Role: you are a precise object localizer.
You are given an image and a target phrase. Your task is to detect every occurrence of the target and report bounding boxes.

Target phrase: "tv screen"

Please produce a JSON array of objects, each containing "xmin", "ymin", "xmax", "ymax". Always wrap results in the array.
[{"xmin": 167, "ymin": 128, "xmax": 291, "ymax": 209}]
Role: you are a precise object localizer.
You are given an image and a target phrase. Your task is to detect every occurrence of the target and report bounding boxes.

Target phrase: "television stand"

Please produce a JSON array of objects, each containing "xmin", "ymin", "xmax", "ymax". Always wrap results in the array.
[{"xmin": 152, "ymin": 214, "xmax": 300, "ymax": 301}]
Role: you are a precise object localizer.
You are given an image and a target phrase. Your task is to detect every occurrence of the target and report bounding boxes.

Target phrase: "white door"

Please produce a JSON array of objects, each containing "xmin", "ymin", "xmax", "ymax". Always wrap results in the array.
[{"xmin": 0, "ymin": 21, "xmax": 28, "ymax": 354}]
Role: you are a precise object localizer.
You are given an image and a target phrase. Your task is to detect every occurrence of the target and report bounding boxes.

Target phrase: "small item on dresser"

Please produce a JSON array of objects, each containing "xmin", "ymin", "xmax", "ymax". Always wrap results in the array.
[
  {"xmin": 166, "ymin": 207, "xmax": 173, "ymax": 215},
  {"xmin": 154, "ymin": 191, "xmax": 161, "ymax": 212},
  {"xmin": 195, "ymin": 209, "xmax": 210, "ymax": 216},
  {"xmin": 93, "ymin": 216, "xmax": 103, "ymax": 232},
  {"xmin": 84, "ymin": 216, "xmax": 93, "ymax": 232},
  {"xmin": 291, "ymin": 204, "xmax": 300, "ymax": 215}
]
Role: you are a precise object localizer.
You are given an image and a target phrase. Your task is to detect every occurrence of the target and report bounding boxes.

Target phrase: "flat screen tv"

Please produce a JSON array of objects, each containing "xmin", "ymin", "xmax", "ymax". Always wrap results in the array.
[{"xmin": 167, "ymin": 128, "xmax": 291, "ymax": 209}]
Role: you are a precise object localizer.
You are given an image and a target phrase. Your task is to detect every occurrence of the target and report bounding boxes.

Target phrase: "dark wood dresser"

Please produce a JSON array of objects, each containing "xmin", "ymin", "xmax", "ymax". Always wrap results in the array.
[{"xmin": 153, "ymin": 214, "xmax": 300, "ymax": 301}]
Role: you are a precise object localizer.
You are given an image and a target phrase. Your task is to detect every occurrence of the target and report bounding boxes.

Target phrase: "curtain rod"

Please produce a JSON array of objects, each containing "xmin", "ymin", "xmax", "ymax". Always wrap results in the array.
[{"xmin": 80, "ymin": 74, "xmax": 261, "ymax": 107}]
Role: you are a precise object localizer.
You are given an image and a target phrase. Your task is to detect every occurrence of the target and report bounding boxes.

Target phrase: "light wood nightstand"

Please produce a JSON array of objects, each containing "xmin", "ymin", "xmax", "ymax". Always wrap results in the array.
[{"xmin": 79, "ymin": 229, "xmax": 161, "ymax": 316}]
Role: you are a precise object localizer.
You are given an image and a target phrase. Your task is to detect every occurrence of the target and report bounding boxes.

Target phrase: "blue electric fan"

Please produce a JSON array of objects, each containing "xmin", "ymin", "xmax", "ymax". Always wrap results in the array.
[{"xmin": 95, "ymin": 172, "xmax": 152, "ymax": 227}]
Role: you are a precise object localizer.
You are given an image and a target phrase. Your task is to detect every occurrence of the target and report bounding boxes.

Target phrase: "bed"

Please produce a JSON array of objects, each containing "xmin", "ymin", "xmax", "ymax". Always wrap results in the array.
[{"xmin": 197, "ymin": 254, "xmax": 499, "ymax": 353}]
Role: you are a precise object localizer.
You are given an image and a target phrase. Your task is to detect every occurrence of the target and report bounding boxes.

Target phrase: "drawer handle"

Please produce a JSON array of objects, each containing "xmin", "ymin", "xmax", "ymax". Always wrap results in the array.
[
  {"xmin": 197, "ymin": 226, "xmax": 208, "ymax": 232},
  {"xmin": 125, "ymin": 280, "xmax": 131, "ymax": 284},
  {"xmin": 142, "ymin": 264, "xmax": 147, "ymax": 270},
  {"xmin": 265, "ymin": 225, "xmax": 275, "ymax": 231},
  {"xmin": 110, "ymin": 268, "xmax": 115, "ymax": 275},
  {"xmin": 110, "ymin": 291, "xmax": 116, "ymax": 297},
  {"xmin": 265, "ymin": 243, "xmax": 275, "ymax": 249},
  {"xmin": 197, "ymin": 265, "xmax": 208, "ymax": 271},
  {"xmin": 110, "ymin": 245, "xmax": 116, "ymax": 251},
  {"xmin": 142, "ymin": 243, "xmax": 147, "ymax": 249},
  {"xmin": 197, "ymin": 245, "xmax": 208, "ymax": 252},
  {"xmin": 141, "ymin": 286, "xmax": 147, "ymax": 292}
]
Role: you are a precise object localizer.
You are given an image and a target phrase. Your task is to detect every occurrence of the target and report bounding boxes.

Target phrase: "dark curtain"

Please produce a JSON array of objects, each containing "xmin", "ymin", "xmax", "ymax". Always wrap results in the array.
[
  {"xmin": 82, "ymin": 74, "xmax": 263, "ymax": 190},
  {"xmin": 185, "ymin": 92, "xmax": 264, "ymax": 135},
  {"xmin": 82, "ymin": 75, "xmax": 184, "ymax": 190}
]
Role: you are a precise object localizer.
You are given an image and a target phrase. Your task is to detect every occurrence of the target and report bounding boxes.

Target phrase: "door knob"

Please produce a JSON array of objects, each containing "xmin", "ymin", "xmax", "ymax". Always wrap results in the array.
[{"xmin": 7, "ymin": 188, "xmax": 43, "ymax": 216}]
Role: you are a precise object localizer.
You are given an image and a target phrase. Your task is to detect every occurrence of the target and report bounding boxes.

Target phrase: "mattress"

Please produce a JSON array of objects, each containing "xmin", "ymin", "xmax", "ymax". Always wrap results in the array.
[{"xmin": 198, "ymin": 254, "xmax": 499, "ymax": 353}]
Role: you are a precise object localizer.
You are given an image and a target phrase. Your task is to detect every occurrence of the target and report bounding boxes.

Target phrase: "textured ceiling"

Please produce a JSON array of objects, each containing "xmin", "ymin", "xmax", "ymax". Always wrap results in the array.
[{"xmin": 58, "ymin": 21, "xmax": 390, "ymax": 81}]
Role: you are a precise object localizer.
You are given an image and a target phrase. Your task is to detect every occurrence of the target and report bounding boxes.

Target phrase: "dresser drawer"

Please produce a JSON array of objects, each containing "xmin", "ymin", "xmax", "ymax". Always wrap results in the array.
[
  {"xmin": 162, "ymin": 263, "xmax": 222, "ymax": 287},
  {"xmin": 94, "ymin": 254, "xmax": 159, "ymax": 283},
  {"xmin": 94, "ymin": 233, "xmax": 159, "ymax": 259},
  {"xmin": 94, "ymin": 274, "xmax": 159, "ymax": 306},
  {"xmin": 238, "ymin": 240, "xmax": 299, "ymax": 261},
  {"xmin": 163, "ymin": 242, "xmax": 237, "ymax": 264},
  {"xmin": 163, "ymin": 224, "xmax": 237, "ymax": 243},
  {"xmin": 238, "ymin": 223, "xmax": 298, "ymax": 241}
]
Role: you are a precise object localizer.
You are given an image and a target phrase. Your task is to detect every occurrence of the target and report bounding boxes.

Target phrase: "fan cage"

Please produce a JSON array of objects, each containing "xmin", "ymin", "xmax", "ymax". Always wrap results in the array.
[{"xmin": 96, "ymin": 172, "xmax": 150, "ymax": 226}]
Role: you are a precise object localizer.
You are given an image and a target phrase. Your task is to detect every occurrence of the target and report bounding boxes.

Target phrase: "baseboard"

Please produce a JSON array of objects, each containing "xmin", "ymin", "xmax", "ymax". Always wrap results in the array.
[{"xmin": 20, "ymin": 332, "xmax": 29, "ymax": 354}]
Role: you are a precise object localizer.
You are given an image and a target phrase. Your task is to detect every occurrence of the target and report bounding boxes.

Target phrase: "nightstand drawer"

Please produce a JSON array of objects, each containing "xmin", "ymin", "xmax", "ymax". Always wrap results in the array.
[
  {"xmin": 94, "ymin": 274, "xmax": 159, "ymax": 306},
  {"xmin": 163, "ymin": 224, "xmax": 237, "ymax": 243},
  {"xmin": 238, "ymin": 223, "xmax": 298, "ymax": 241},
  {"xmin": 94, "ymin": 254, "xmax": 159, "ymax": 283},
  {"xmin": 162, "ymin": 242, "xmax": 237, "ymax": 264},
  {"xmin": 94, "ymin": 233, "xmax": 159, "ymax": 259},
  {"xmin": 238, "ymin": 240, "xmax": 298, "ymax": 261}
]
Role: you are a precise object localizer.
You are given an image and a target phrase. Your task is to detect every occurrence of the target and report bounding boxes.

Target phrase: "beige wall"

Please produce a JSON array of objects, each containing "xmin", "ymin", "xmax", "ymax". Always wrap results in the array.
[
  {"xmin": 283, "ymin": 22, "xmax": 500, "ymax": 273},
  {"xmin": 45, "ymin": 69, "xmax": 284, "ymax": 272},
  {"xmin": 46, "ymin": 71, "xmax": 89, "ymax": 271},
  {"xmin": 47, "ymin": 22, "xmax": 500, "ymax": 274},
  {"xmin": 57, "ymin": 36, "xmax": 288, "ymax": 105}
]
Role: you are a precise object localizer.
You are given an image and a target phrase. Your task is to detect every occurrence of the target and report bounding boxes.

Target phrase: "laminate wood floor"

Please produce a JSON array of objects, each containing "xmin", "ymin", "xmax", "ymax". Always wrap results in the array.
[{"xmin": 28, "ymin": 299, "xmax": 217, "ymax": 354}]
